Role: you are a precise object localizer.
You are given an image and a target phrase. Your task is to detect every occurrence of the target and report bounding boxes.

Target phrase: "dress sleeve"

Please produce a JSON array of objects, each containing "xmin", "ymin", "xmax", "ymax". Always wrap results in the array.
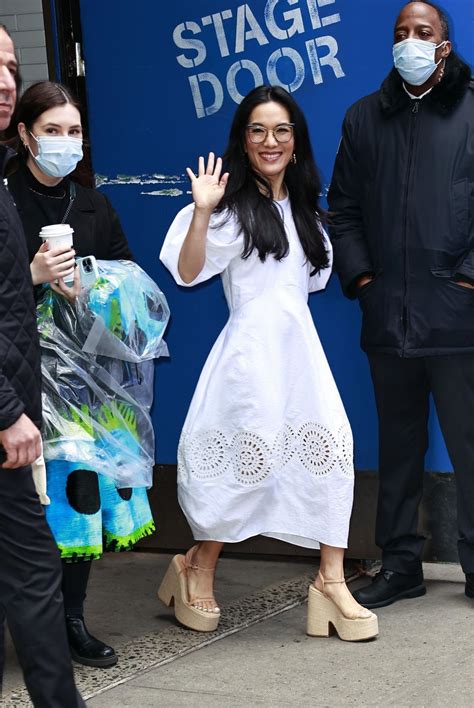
[
  {"xmin": 309, "ymin": 227, "xmax": 333, "ymax": 293},
  {"xmin": 160, "ymin": 203, "xmax": 243, "ymax": 287}
]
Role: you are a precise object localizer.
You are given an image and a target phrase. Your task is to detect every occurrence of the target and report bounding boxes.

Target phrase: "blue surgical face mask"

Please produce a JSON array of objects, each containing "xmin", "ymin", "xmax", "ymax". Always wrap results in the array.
[
  {"xmin": 393, "ymin": 38, "xmax": 446, "ymax": 86},
  {"xmin": 29, "ymin": 133, "xmax": 83, "ymax": 178}
]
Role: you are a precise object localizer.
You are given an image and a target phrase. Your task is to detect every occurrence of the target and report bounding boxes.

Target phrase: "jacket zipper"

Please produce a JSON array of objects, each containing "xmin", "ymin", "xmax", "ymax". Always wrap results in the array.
[{"xmin": 401, "ymin": 99, "xmax": 420, "ymax": 354}]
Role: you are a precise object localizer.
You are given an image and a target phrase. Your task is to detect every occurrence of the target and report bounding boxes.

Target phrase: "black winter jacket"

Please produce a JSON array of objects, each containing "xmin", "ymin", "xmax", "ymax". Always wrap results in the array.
[
  {"xmin": 6, "ymin": 164, "xmax": 133, "ymax": 263},
  {"xmin": 328, "ymin": 54, "xmax": 474, "ymax": 357},
  {"xmin": 0, "ymin": 146, "xmax": 41, "ymax": 430}
]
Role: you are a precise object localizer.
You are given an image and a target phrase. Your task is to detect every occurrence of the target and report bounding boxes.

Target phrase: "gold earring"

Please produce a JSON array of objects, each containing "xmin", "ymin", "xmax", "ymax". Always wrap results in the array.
[{"xmin": 438, "ymin": 59, "xmax": 446, "ymax": 83}]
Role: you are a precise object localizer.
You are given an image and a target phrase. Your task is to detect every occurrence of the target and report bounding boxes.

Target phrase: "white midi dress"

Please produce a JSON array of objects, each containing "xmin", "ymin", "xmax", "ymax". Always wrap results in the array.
[{"xmin": 160, "ymin": 197, "xmax": 354, "ymax": 549}]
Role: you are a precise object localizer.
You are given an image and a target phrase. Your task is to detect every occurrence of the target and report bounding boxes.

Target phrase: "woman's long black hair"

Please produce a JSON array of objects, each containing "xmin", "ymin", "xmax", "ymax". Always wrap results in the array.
[{"xmin": 215, "ymin": 85, "xmax": 329, "ymax": 275}]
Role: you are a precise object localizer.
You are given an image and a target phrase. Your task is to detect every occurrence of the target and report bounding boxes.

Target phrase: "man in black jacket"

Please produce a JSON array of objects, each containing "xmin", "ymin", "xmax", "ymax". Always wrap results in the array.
[
  {"xmin": 328, "ymin": 1, "xmax": 474, "ymax": 608},
  {"xmin": 0, "ymin": 25, "xmax": 84, "ymax": 706}
]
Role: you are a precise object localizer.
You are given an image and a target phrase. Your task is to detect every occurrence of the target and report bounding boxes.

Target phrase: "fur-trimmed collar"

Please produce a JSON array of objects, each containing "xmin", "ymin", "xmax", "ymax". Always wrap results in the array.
[{"xmin": 380, "ymin": 51, "xmax": 472, "ymax": 116}]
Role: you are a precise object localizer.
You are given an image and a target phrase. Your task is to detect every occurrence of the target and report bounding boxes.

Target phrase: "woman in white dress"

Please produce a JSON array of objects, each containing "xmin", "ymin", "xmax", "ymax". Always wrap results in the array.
[{"xmin": 159, "ymin": 86, "xmax": 377, "ymax": 641}]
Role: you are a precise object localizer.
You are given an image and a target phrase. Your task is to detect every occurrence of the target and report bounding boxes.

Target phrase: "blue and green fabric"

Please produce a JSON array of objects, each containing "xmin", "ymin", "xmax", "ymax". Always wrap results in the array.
[
  {"xmin": 45, "ymin": 397, "xmax": 154, "ymax": 561},
  {"xmin": 45, "ymin": 460, "xmax": 154, "ymax": 561}
]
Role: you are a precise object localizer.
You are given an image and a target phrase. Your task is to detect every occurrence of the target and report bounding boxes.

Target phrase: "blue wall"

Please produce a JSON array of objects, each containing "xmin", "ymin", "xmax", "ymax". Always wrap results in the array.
[{"xmin": 79, "ymin": 0, "xmax": 473, "ymax": 469}]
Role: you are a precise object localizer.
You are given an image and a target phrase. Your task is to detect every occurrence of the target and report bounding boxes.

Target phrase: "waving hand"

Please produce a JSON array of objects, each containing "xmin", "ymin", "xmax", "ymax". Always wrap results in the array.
[{"xmin": 186, "ymin": 153, "xmax": 229, "ymax": 211}]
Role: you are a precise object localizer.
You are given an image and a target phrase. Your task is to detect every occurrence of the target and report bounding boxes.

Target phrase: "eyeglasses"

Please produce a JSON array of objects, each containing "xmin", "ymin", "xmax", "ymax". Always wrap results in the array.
[{"xmin": 246, "ymin": 123, "xmax": 295, "ymax": 144}]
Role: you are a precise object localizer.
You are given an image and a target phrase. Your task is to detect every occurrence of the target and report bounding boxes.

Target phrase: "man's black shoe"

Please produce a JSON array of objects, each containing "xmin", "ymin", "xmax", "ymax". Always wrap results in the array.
[
  {"xmin": 352, "ymin": 568, "xmax": 426, "ymax": 609},
  {"xmin": 465, "ymin": 573, "xmax": 474, "ymax": 599},
  {"xmin": 66, "ymin": 615, "xmax": 118, "ymax": 668}
]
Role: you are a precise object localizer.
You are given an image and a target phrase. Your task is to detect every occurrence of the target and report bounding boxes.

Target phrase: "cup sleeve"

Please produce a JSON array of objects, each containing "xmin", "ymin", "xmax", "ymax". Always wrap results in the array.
[{"xmin": 159, "ymin": 203, "xmax": 243, "ymax": 287}]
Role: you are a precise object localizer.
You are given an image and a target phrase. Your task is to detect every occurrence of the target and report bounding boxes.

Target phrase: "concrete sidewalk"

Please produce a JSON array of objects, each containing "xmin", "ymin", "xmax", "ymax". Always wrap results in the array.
[
  {"xmin": 89, "ymin": 580, "xmax": 473, "ymax": 707},
  {"xmin": 2, "ymin": 555, "xmax": 472, "ymax": 706}
]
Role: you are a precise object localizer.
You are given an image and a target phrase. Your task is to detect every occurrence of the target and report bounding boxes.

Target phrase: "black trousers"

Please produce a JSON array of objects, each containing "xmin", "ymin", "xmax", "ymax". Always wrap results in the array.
[
  {"xmin": 368, "ymin": 353, "xmax": 474, "ymax": 575},
  {"xmin": 0, "ymin": 465, "xmax": 85, "ymax": 707}
]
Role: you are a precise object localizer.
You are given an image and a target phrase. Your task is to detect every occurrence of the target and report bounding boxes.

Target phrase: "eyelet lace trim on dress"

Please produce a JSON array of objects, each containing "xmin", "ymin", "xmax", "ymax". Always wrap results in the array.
[
  {"xmin": 231, "ymin": 431, "xmax": 271, "ymax": 485},
  {"xmin": 337, "ymin": 423, "xmax": 354, "ymax": 477},
  {"xmin": 184, "ymin": 429, "xmax": 230, "ymax": 480},
  {"xmin": 273, "ymin": 424, "xmax": 297, "ymax": 468},
  {"xmin": 180, "ymin": 421, "xmax": 354, "ymax": 485},
  {"xmin": 296, "ymin": 422, "xmax": 337, "ymax": 477}
]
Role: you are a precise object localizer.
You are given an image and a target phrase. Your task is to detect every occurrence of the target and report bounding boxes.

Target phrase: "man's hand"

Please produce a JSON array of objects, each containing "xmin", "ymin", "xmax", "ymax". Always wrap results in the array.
[
  {"xmin": 0, "ymin": 414, "xmax": 42, "ymax": 469},
  {"xmin": 356, "ymin": 274, "xmax": 374, "ymax": 290},
  {"xmin": 456, "ymin": 280, "xmax": 474, "ymax": 290}
]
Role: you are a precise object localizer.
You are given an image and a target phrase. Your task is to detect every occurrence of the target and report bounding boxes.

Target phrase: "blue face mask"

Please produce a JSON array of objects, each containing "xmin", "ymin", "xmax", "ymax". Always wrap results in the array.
[
  {"xmin": 29, "ymin": 133, "xmax": 83, "ymax": 178},
  {"xmin": 393, "ymin": 38, "xmax": 446, "ymax": 86}
]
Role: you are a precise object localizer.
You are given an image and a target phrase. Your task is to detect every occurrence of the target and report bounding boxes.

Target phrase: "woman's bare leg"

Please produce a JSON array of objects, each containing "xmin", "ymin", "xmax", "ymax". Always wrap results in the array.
[
  {"xmin": 315, "ymin": 544, "xmax": 373, "ymax": 618},
  {"xmin": 186, "ymin": 541, "xmax": 224, "ymax": 613}
]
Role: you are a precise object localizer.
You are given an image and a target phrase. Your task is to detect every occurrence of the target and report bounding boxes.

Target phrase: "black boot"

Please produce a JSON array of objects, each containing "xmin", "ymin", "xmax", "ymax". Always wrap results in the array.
[
  {"xmin": 466, "ymin": 573, "xmax": 474, "ymax": 599},
  {"xmin": 352, "ymin": 568, "xmax": 426, "ymax": 609},
  {"xmin": 66, "ymin": 615, "xmax": 117, "ymax": 668}
]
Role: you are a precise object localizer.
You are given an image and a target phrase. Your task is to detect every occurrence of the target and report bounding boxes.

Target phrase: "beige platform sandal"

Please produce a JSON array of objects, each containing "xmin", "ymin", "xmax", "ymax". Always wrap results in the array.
[
  {"xmin": 157, "ymin": 547, "xmax": 220, "ymax": 632},
  {"xmin": 307, "ymin": 572, "xmax": 378, "ymax": 641}
]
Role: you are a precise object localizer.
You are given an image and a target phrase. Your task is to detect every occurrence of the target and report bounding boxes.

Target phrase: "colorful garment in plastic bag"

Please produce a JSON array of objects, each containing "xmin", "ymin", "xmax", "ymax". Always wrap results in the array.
[{"xmin": 37, "ymin": 260, "xmax": 169, "ymax": 490}]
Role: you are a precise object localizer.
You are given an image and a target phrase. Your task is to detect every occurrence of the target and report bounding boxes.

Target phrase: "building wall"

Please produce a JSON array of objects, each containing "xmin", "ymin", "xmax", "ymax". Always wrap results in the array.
[{"xmin": 0, "ymin": 0, "xmax": 49, "ymax": 91}]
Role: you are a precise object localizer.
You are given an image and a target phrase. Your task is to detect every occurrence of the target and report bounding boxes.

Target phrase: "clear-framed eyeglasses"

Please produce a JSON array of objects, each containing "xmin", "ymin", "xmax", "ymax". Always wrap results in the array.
[{"xmin": 246, "ymin": 123, "xmax": 295, "ymax": 144}]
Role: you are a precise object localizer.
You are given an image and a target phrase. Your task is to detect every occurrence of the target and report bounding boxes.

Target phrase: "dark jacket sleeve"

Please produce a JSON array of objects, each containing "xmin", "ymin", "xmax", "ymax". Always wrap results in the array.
[
  {"xmin": 327, "ymin": 111, "xmax": 374, "ymax": 299},
  {"xmin": 103, "ymin": 194, "xmax": 134, "ymax": 260},
  {"xmin": 0, "ymin": 372, "xmax": 25, "ymax": 430},
  {"xmin": 455, "ymin": 247, "xmax": 474, "ymax": 283},
  {"xmin": 0, "ymin": 215, "xmax": 25, "ymax": 430}
]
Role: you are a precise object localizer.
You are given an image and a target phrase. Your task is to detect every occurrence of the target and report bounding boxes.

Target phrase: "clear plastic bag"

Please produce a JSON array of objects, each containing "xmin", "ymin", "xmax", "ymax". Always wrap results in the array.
[
  {"xmin": 37, "ymin": 260, "xmax": 169, "ymax": 488},
  {"xmin": 77, "ymin": 260, "xmax": 169, "ymax": 363}
]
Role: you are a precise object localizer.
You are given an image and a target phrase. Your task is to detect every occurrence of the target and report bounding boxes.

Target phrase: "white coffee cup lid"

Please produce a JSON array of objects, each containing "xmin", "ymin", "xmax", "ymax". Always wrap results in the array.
[{"xmin": 39, "ymin": 224, "xmax": 74, "ymax": 239}]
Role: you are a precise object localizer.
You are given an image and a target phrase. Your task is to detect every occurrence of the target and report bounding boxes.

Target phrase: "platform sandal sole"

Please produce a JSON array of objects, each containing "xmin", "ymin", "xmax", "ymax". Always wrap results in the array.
[
  {"xmin": 157, "ymin": 555, "xmax": 220, "ymax": 632},
  {"xmin": 307, "ymin": 585, "xmax": 378, "ymax": 642}
]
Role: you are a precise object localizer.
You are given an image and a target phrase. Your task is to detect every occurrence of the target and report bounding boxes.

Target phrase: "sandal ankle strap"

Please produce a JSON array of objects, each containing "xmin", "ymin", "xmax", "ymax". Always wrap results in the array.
[
  {"xmin": 185, "ymin": 547, "xmax": 216, "ymax": 573},
  {"xmin": 318, "ymin": 571, "xmax": 345, "ymax": 590}
]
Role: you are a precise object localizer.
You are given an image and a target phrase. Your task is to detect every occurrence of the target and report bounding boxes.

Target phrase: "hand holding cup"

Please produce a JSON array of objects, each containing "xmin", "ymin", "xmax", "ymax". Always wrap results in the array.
[
  {"xmin": 31, "ymin": 241, "xmax": 76, "ymax": 285},
  {"xmin": 31, "ymin": 223, "xmax": 75, "ymax": 286}
]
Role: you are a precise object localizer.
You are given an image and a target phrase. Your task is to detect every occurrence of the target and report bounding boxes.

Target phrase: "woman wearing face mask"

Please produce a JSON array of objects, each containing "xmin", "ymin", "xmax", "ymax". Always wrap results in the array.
[
  {"xmin": 4, "ymin": 81, "xmax": 155, "ymax": 668},
  {"xmin": 159, "ymin": 85, "xmax": 378, "ymax": 641}
]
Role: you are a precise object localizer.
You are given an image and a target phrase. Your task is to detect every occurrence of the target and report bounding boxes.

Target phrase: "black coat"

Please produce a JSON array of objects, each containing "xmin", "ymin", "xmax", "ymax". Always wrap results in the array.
[
  {"xmin": 6, "ymin": 165, "xmax": 133, "ymax": 263},
  {"xmin": 328, "ymin": 54, "xmax": 474, "ymax": 357},
  {"xmin": 0, "ymin": 147, "xmax": 42, "ymax": 431}
]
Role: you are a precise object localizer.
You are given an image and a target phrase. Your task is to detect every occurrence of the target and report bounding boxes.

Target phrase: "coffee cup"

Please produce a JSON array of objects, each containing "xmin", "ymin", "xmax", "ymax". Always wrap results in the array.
[
  {"xmin": 39, "ymin": 223, "xmax": 74, "ymax": 250},
  {"xmin": 39, "ymin": 224, "xmax": 75, "ymax": 284}
]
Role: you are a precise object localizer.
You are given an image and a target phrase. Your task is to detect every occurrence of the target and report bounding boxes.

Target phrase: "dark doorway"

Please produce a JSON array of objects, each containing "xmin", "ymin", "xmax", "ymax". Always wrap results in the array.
[{"xmin": 42, "ymin": 0, "xmax": 93, "ymax": 183}]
